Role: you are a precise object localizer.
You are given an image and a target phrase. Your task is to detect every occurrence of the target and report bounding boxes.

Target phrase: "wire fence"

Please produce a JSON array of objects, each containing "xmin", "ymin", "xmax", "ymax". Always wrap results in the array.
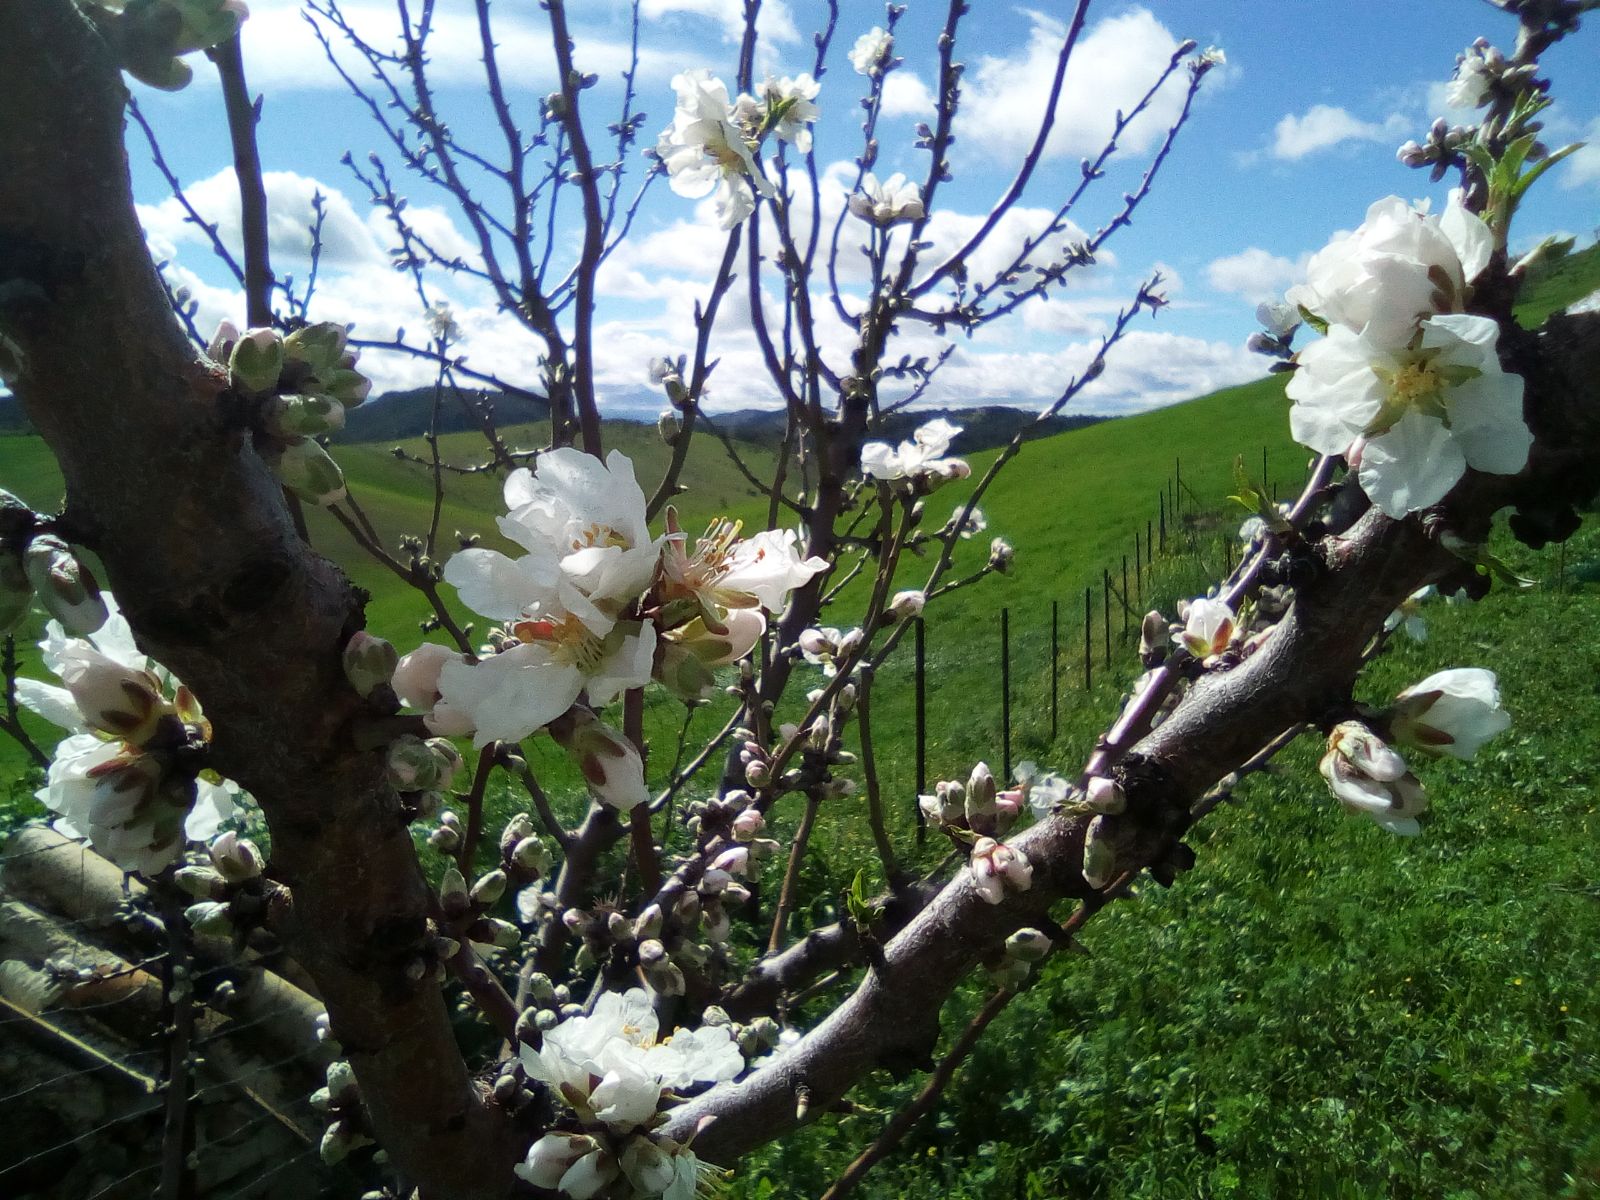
[{"xmin": 909, "ymin": 447, "xmax": 1303, "ymax": 787}]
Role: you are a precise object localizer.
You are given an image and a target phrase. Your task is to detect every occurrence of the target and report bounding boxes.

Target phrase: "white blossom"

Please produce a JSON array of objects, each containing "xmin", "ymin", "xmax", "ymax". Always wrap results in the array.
[
  {"xmin": 847, "ymin": 172, "xmax": 925, "ymax": 226},
  {"xmin": 423, "ymin": 301, "xmax": 461, "ymax": 344},
  {"xmin": 449, "ymin": 448, "xmax": 660, "ymax": 637},
  {"xmin": 1287, "ymin": 312, "xmax": 1529, "ymax": 517},
  {"xmin": 1286, "ymin": 192, "xmax": 1493, "ymax": 348},
  {"xmin": 848, "ymin": 26, "xmax": 893, "ymax": 74},
  {"xmin": 660, "ymin": 517, "xmax": 827, "ymax": 625},
  {"xmin": 520, "ymin": 987, "xmax": 742, "ymax": 1134},
  {"xmin": 1390, "ymin": 667, "xmax": 1510, "ymax": 760},
  {"xmin": 951, "ymin": 505, "xmax": 987, "ymax": 539},
  {"xmin": 860, "ymin": 417, "xmax": 964, "ymax": 481},
  {"xmin": 18, "ymin": 596, "xmax": 239, "ymax": 873},
  {"xmin": 758, "ymin": 73, "xmax": 821, "ymax": 151},
  {"xmin": 655, "ymin": 69, "xmax": 775, "ymax": 229}
]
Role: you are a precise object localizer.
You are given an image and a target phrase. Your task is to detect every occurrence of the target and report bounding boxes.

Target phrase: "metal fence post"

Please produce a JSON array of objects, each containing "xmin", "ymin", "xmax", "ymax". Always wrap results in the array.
[
  {"xmin": 1050, "ymin": 599, "xmax": 1059, "ymax": 742},
  {"xmin": 1102, "ymin": 570, "xmax": 1111, "ymax": 665},
  {"xmin": 1000, "ymin": 607, "xmax": 1012, "ymax": 781},
  {"xmin": 914, "ymin": 617, "xmax": 927, "ymax": 840},
  {"xmin": 1083, "ymin": 586, "xmax": 1092, "ymax": 691}
]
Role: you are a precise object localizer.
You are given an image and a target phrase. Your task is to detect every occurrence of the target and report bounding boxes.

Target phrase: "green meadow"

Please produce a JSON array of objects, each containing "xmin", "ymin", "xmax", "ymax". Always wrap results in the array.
[{"xmin": 2, "ymin": 244, "xmax": 1596, "ymax": 1197}]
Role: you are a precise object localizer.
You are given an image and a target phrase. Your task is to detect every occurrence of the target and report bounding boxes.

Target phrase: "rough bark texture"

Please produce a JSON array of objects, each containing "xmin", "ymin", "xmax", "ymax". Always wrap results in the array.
[{"xmin": 0, "ymin": 5, "xmax": 517, "ymax": 1195}]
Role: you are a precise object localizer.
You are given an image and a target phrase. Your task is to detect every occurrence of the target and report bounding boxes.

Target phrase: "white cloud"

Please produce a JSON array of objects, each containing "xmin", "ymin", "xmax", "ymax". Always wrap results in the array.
[
  {"xmin": 139, "ymin": 168, "xmax": 387, "ymax": 269},
  {"xmin": 914, "ymin": 328, "xmax": 1260, "ymax": 415},
  {"xmin": 220, "ymin": 0, "xmax": 680, "ymax": 92},
  {"xmin": 1205, "ymin": 247, "xmax": 1309, "ymax": 304},
  {"xmin": 1560, "ymin": 118, "xmax": 1600, "ymax": 189},
  {"xmin": 1267, "ymin": 104, "xmax": 1403, "ymax": 161},
  {"xmin": 639, "ymin": 0, "xmax": 798, "ymax": 46},
  {"xmin": 881, "ymin": 71, "xmax": 936, "ymax": 118},
  {"xmin": 957, "ymin": 8, "xmax": 1191, "ymax": 162}
]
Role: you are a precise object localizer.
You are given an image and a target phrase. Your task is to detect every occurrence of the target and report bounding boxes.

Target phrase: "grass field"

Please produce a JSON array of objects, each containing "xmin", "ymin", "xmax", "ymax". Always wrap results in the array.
[{"xmin": 2, "ymin": 244, "xmax": 1597, "ymax": 1198}]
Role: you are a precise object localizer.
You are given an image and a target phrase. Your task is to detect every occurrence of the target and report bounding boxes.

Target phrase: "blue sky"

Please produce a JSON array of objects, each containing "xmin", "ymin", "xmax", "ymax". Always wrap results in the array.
[{"xmin": 128, "ymin": 0, "xmax": 1600, "ymax": 416}]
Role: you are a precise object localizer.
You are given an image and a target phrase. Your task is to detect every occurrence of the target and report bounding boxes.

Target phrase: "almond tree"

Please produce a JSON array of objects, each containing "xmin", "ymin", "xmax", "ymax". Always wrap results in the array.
[{"xmin": 1, "ymin": 1, "xmax": 1596, "ymax": 1197}]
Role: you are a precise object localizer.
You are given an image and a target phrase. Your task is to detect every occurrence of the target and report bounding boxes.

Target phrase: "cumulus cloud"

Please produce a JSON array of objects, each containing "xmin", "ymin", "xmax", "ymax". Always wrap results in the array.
[
  {"xmin": 881, "ymin": 71, "xmax": 936, "ymax": 118},
  {"xmin": 221, "ymin": 0, "xmax": 680, "ymax": 92},
  {"xmin": 1205, "ymin": 247, "xmax": 1309, "ymax": 305},
  {"xmin": 956, "ymin": 8, "xmax": 1191, "ymax": 162},
  {"xmin": 1266, "ymin": 104, "xmax": 1405, "ymax": 161}
]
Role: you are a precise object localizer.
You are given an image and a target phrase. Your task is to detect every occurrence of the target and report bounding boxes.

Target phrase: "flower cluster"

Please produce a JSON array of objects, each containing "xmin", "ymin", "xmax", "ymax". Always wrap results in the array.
[
  {"xmin": 1319, "ymin": 667, "xmax": 1509, "ymax": 835},
  {"xmin": 397, "ymin": 450, "xmax": 825, "ymax": 779},
  {"xmin": 655, "ymin": 69, "xmax": 819, "ymax": 229},
  {"xmin": 518, "ymin": 988, "xmax": 739, "ymax": 1198},
  {"xmin": 18, "ymin": 595, "xmax": 241, "ymax": 874},
  {"xmin": 210, "ymin": 321, "xmax": 372, "ymax": 507},
  {"xmin": 860, "ymin": 417, "xmax": 969, "ymax": 487},
  {"xmin": 1284, "ymin": 192, "xmax": 1529, "ymax": 518}
]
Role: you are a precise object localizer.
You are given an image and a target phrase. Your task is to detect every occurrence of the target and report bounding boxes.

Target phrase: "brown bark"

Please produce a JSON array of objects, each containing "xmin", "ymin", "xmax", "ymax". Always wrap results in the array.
[{"xmin": 0, "ymin": 4, "xmax": 516, "ymax": 1195}]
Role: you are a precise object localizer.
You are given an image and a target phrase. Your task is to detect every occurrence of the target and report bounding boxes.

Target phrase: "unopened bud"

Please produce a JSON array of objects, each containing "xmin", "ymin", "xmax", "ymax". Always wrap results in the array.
[
  {"xmin": 658, "ymin": 411, "xmax": 682, "ymax": 444},
  {"xmin": 512, "ymin": 836, "xmax": 552, "ymax": 875},
  {"xmin": 387, "ymin": 735, "xmax": 443, "ymax": 791},
  {"xmin": 342, "ymin": 631, "xmax": 398, "ymax": 699},
  {"xmin": 635, "ymin": 903, "xmax": 664, "ymax": 941},
  {"xmin": 283, "ymin": 322, "xmax": 349, "ymax": 375},
  {"xmin": 988, "ymin": 538, "xmax": 1015, "ymax": 574},
  {"xmin": 208, "ymin": 831, "xmax": 263, "ymax": 883},
  {"xmin": 24, "ymin": 535, "xmax": 107, "ymax": 635},
  {"xmin": 1139, "ymin": 610, "xmax": 1167, "ymax": 662},
  {"xmin": 426, "ymin": 737, "xmax": 464, "ymax": 785},
  {"xmin": 270, "ymin": 392, "xmax": 346, "ymax": 438},
  {"xmin": 273, "ymin": 438, "xmax": 347, "ymax": 506},
  {"xmin": 228, "ymin": 327, "xmax": 284, "ymax": 394},
  {"xmin": 1005, "ymin": 927, "xmax": 1052, "ymax": 962},
  {"xmin": 184, "ymin": 900, "xmax": 235, "ymax": 937},
  {"xmin": 887, "ymin": 589, "xmax": 926, "ymax": 622},
  {"xmin": 471, "ymin": 869, "xmax": 508, "ymax": 906},
  {"xmin": 439, "ymin": 866, "xmax": 469, "ymax": 909},
  {"xmin": 323, "ymin": 368, "xmax": 372, "ymax": 408},
  {"xmin": 1084, "ymin": 775, "xmax": 1126, "ymax": 815},
  {"xmin": 1082, "ymin": 814, "xmax": 1116, "ymax": 889},
  {"xmin": 173, "ymin": 865, "xmax": 225, "ymax": 899},
  {"xmin": 552, "ymin": 707, "xmax": 648, "ymax": 811}
]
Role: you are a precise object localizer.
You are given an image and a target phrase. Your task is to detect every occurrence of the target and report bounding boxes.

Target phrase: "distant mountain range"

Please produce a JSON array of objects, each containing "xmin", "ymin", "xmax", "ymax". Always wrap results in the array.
[
  {"xmin": 0, "ymin": 385, "xmax": 1108, "ymax": 455},
  {"xmin": 328, "ymin": 386, "xmax": 1108, "ymax": 453}
]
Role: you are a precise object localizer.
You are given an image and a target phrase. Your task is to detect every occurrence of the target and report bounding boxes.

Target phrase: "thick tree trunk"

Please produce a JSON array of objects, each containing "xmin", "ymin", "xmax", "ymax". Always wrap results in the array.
[{"xmin": 0, "ymin": 4, "xmax": 516, "ymax": 1194}]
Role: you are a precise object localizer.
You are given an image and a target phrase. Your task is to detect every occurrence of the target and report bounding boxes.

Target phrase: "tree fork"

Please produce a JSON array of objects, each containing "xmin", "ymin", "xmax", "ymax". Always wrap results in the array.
[{"xmin": 0, "ymin": 4, "xmax": 517, "ymax": 1194}]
